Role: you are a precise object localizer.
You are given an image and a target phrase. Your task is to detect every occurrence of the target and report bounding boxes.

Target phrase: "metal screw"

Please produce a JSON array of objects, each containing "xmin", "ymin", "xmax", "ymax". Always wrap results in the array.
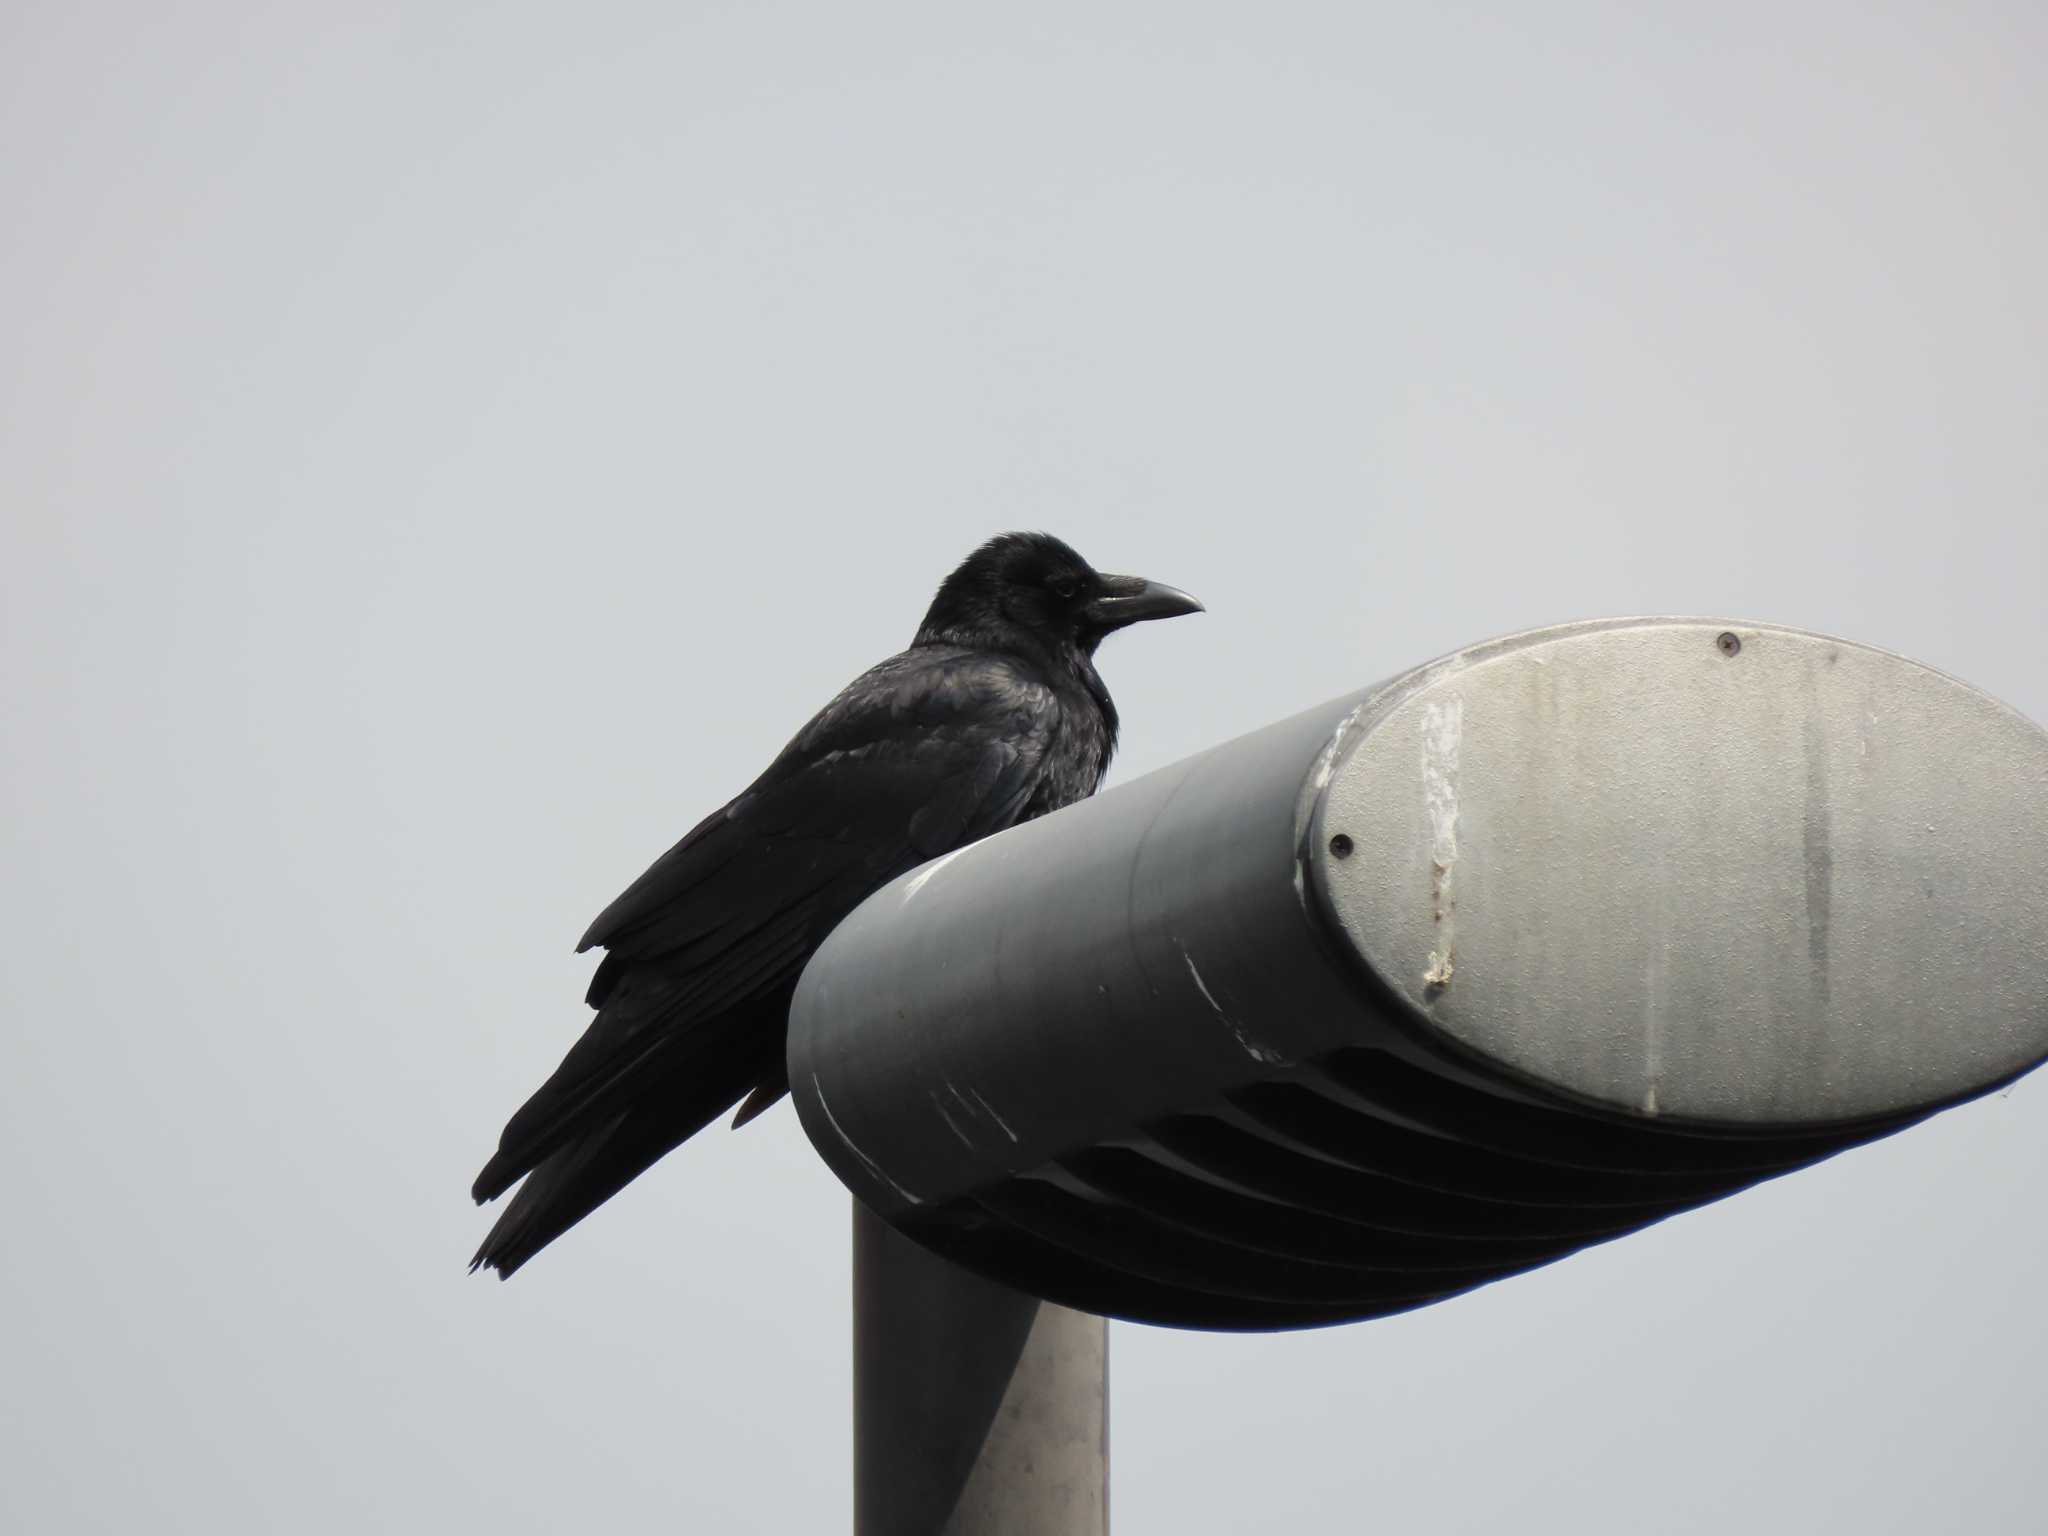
[
  {"xmin": 1328, "ymin": 833, "xmax": 1354, "ymax": 858},
  {"xmin": 1717, "ymin": 631, "xmax": 1742, "ymax": 657}
]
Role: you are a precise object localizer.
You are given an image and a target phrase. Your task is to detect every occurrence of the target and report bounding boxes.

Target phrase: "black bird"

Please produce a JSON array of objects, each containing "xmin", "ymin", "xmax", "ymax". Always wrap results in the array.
[{"xmin": 471, "ymin": 531, "xmax": 1201, "ymax": 1276}]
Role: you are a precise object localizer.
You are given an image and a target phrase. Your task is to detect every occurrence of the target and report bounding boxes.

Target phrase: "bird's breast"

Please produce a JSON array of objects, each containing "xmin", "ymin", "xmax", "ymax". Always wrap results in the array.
[{"xmin": 1025, "ymin": 710, "xmax": 1112, "ymax": 822}]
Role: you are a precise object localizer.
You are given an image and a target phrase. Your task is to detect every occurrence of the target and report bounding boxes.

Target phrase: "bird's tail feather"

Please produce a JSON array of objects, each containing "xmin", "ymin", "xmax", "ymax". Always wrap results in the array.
[
  {"xmin": 471, "ymin": 983, "xmax": 793, "ymax": 1207},
  {"xmin": 469, "ymin": 1032, "xmax": 778, "ymax": 1278}
]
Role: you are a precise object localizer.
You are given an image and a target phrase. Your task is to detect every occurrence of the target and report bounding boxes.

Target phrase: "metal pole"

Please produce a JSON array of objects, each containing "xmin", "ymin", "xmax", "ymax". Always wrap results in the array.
[{"xmin": 854, "ymin": 1200, "xmax": 1106, "ymax": 1536}]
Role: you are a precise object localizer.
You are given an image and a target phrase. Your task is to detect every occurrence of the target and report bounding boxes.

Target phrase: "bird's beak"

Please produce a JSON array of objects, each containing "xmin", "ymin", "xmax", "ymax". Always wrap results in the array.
[{"xmin": 1085, "ymin": 574, "xmax": 1205, "ymax": 632}]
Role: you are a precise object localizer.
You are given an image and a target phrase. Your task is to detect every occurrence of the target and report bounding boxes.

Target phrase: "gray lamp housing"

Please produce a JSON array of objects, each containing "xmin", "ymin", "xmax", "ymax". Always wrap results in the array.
[{"xmin": 790, "ymin": 619, "xmax": 2048, "ymax": 1330}]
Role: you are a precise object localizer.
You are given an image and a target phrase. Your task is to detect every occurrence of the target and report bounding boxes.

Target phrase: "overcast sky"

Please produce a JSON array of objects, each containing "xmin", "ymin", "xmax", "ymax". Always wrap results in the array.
[{"xmin": 5, "ymin": 3, "xmax": 2045, "ymax": 1531}]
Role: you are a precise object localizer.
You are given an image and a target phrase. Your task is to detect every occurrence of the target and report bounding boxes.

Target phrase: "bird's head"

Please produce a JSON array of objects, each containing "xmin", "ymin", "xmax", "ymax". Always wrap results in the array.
[{"xmin": 915, "ymin": 532, "xmax": 1203, "ymax": 658}]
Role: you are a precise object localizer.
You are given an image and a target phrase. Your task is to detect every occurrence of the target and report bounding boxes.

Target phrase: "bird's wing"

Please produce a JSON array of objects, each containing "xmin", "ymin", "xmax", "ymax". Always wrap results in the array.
[
  {"xmin": 582, "ymin": 646, "xmax": 1057, "ymax": 962},
  {"xmin": 472, "ymin": 648, "xmax": 1060, "ymax": 1201}
]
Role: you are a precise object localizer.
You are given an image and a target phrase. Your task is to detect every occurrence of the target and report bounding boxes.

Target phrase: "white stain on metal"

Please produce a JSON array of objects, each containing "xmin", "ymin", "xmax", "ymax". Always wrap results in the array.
[
  {"xmin": 811, "ymin": 1071, "xmax": 923, "ymax": 1205},
  {"xmin": 1643, "ymin": 935, "xmax": 1666, "ymax": 1116},
  {"xmin": 1310, "ymin": 702, "xmax": 1368, "ymax": 792},
  {"xmin": 1422, "ymin": 695, "xmax": 1464, "ymax": 993},
  {"xmin": 900, "ymin": 846, "xmax": 968, "ymax": 904},
  {"xmin": 964, "ymin": 1086, "xmax": 1019, "ymax": 1142},
  {"xmin": 930, "ymin": 1087, "xmax": 976, "ymax": 1147},
  {"xmin": 1183, "ymin": 949, "xmax": 1225, "ymax": 1015},
  {"xmin": 941, "ymin": 1079, "xmax": 1018, "ymax": 1145},
  {"xmin": 1423, "ymin": 695, "xmax": 1463, "ymax": 867},
  {"xmin": 1181, "ymin": 943, "xmax": 1284, "ymax": 1063}
]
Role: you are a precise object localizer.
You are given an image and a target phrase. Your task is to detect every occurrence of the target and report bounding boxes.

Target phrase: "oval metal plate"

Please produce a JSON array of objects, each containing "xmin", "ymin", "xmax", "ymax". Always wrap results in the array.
[{"xmin": 1313, "ymin": 619, "xmax": 2048, "ymax": 1127}]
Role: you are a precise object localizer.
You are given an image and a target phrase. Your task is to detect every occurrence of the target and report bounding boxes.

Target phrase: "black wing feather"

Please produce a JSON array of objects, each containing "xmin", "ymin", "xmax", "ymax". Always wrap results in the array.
[{"xmin": 471, "ymin": 648, "xmax": 1061, "ymax": 1215}]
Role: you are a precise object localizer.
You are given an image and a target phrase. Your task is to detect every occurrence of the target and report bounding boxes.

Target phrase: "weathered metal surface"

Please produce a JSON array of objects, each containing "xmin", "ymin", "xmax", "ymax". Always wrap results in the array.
[
  {"xmin": 854, "ymin": 1201, "xmax": 1106, "ymax": 1536},
  {"xmin": 791, "ymin": 618, "xmax": 2048, "ymax": 1330},
  {"xmin": 1313, "ymin": 619, "xmax": 2048, "ymax": 1127},
  {"xmin": 792, "ymin": 683, "xmax": 1384, "ymax": 1223}
]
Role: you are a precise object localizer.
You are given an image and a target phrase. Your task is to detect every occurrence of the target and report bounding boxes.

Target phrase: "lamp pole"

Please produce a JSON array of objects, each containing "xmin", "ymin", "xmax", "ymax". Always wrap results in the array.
[{"xmin": 854, "ymin": 1201, "xmax": 1105, "ymax": 1536}]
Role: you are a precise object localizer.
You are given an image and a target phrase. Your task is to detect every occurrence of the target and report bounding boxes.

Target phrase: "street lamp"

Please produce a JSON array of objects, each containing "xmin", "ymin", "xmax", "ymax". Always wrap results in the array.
[{"xmin": 789, "ymin": 618, "xmax": 2048, "ymax": 1534}]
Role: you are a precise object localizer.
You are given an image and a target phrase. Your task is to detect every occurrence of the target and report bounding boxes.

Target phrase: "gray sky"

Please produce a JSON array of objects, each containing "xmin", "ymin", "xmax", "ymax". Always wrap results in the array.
[{"xmin": 4, "ymin": 3, "xmax": 2044, "ymax": 1531}]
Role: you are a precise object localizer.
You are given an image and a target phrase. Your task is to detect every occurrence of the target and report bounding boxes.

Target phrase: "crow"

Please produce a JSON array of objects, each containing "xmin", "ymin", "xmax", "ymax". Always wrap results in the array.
[{"xmin": 470, "ymin": 531, "xmax": 1201, "ymax": 1276}]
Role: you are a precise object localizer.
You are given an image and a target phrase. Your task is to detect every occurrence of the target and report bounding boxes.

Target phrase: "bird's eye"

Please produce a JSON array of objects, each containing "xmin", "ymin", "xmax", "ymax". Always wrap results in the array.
[{"xmin": 1049, "ymin": 575, "xmax": 1080, "ymax": 600}]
